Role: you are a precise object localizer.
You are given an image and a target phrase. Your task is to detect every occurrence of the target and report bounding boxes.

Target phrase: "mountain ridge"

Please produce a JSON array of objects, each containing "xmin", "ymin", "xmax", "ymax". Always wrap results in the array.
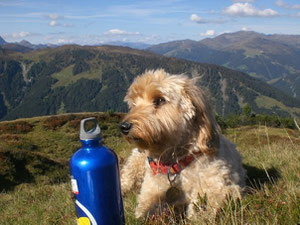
[
  {"xmin": 148, "ymin": 31, "xmax": 300, "ymax": 99},
  {"xmin": 0, "ymin": 35, "xmax": 151, "ymax": 52},
  {"xmin": 1, "ymin": 44, "xmax": 299, "ymax": 121}
]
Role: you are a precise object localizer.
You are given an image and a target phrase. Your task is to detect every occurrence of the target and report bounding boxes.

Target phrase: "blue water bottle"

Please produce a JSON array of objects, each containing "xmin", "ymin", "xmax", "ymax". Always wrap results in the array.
[{"xmin": 70, "ymin": 117, "xmax": 125, "ymax": 225}]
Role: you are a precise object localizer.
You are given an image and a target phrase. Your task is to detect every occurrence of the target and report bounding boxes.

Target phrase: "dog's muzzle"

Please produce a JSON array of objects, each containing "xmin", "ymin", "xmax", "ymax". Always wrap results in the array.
[{"xmin": 120, "ymin": 121, "xmax": 132, "ymax": 135}]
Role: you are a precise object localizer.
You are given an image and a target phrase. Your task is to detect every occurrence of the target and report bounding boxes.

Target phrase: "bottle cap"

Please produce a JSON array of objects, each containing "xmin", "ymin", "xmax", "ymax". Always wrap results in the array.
[{"xmin": 80, "ymin": 117, "xmax": 101, "ymax": 140}]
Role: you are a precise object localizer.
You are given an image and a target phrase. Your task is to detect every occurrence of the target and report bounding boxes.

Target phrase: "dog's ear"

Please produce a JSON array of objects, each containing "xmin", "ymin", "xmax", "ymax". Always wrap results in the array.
[{"xmin": 184, "ymin": 79, "xmax": 220, "ymax": 155}]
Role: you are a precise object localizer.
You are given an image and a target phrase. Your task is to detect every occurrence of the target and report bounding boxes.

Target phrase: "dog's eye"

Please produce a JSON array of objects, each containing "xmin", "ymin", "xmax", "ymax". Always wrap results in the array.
[{"xmin": 153, "ymin": 97, "xmax": 166, "ymax": 108}]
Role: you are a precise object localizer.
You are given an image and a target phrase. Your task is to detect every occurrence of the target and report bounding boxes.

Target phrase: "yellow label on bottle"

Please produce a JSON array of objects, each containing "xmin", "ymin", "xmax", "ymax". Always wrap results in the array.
[{"xmin": 77, "ymin": 217, "xmax": 91, "ymax": 225}]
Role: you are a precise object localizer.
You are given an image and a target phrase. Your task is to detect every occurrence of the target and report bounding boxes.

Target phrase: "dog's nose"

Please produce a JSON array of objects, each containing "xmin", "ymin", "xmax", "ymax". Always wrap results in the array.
[{"xmin": 120, "ymin": 121, "xmax": 132, "ymax": 135}]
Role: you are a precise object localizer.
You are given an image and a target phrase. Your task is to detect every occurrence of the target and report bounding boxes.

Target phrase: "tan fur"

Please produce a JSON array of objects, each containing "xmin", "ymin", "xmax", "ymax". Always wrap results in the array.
[{"xmin": 121, "ymin": 69, "xmax": 246, "ymax": 219}]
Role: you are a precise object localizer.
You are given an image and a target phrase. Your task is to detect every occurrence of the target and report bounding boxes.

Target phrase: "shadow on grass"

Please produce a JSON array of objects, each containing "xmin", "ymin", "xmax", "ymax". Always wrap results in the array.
[
  {"xmin": 243, "ymin": 164, "xmax": 281, "ymax": 192},
  {"xmin": 0, "ymin": 149, "xmax": 69, "ymax": 192}
]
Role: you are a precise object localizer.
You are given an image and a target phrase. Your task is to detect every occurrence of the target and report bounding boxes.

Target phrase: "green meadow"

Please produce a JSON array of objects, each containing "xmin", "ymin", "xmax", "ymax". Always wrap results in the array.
[{"xmin": 0, "ymin": 113, "xmax": 299, "ymax": 224}]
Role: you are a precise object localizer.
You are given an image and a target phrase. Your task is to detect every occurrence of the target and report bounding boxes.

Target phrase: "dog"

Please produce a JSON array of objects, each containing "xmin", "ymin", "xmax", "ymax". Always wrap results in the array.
[{"xmin": 120, "ymin": 69, "xmax": 246, "ymax": 219}]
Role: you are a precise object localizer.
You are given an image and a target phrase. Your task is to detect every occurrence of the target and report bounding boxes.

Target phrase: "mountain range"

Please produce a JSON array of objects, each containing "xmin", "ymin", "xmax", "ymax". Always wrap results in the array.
[
  {"xmin": 148, "ymin": 31, "xmax": 300, "ymax": 100},
  {"xmin": 0, "ymin": 44, "xmax": 299, "ymax": 121},
  {"xmin": 0, "ymin": 39, "xmax": 57, "ymax": 53},
  {"xmin": 0, "ymin": 37, "xmax": 151, "ymax": 53},
  {"xmin": 2, "ymin": 31, "xmax": 300, "ymax": 101}
]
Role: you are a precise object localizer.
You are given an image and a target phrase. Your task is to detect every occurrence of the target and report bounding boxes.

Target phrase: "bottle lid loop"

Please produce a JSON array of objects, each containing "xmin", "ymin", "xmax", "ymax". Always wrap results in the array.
[{"xmin": 80, "ymin": 117, "xmax": 101, "ymax": 140}]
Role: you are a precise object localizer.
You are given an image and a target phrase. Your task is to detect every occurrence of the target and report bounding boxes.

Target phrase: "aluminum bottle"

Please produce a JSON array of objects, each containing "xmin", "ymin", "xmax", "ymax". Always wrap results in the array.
[{"xmin": 70, "ymin": 117, "xmax": 125, "ymax": 225}]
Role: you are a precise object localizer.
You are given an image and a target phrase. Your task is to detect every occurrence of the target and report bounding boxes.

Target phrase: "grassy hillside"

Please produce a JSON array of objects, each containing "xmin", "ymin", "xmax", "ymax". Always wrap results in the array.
[
  {"xmin": 0, "ymin": 113, "xmax": 299, "ymax": 224},
  {"xmin": 1, "ymin": 45, "xmax": 300, "ymax": 121}
]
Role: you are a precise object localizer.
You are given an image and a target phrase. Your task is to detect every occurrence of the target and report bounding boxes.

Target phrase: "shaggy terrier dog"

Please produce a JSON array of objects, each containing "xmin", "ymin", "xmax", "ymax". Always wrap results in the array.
[{"xmin": 120, "ymin": 69, "xmax": 245, "ymax": 219}]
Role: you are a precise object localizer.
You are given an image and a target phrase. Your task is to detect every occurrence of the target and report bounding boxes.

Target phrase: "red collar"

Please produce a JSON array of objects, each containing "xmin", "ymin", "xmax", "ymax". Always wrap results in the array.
[{"xmin": 147, "ymin": 153, "xmax": 200, "ymax": 176}]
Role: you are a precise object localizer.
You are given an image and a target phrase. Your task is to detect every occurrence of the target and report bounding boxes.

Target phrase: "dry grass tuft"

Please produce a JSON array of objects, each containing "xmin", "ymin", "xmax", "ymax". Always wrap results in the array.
[{"xmin": 0, "ymin": 121, "xmax": 34, "ymax": 134}]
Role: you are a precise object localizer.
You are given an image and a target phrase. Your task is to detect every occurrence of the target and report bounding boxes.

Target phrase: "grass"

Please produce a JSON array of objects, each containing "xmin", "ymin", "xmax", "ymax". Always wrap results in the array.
[
  {"xmin": 51, "ymin": 63, "xmax": 102, "ymax": 89},
  {"xmin": 243, "ymin": 47, "xmax": 263, "ymax": 58},
  {"xmin": 0, "ymin": 183, "xmax": 75, "ymax": 225},
  {"xmin": 223, "ymin": 126, "xmax": 300, "ymax": 224},
  {"xmin": 255, "ymin": 95, "xmax": 300, "ymax": 118},
  {"xmin": 51, "ymin": 64, "xmax": 102, "ymax": 89},
  {"xmin": 0, "ymin": 114, "xmax": 299, "ymax": 224}
]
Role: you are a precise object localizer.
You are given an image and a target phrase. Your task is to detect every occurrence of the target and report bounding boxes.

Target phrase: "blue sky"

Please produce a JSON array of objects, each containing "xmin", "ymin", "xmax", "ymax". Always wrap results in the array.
[{"xmin": 0, "ymin": 0, "xmax": 300, "ymax": 45}]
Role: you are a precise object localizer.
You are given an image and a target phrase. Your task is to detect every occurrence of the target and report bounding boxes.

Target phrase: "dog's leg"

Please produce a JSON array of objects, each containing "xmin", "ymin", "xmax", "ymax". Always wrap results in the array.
[
  {"xmin": 186, "ymin": 184, "xmax": 242, "ymax": 222},
  {"xmin": 185, "ymin": 189, "xmax": 217, "ymax": 221},
  {"xmin": 182, "ymin": 160, "xmax": 243, "ymax": 219},
  {"xmin": 121, "ymin": 148, "xmax": 146, "ymax": 194},
  {"xmin": 135, "ymin": 172, "xmax": 170, "ymax": 218}
]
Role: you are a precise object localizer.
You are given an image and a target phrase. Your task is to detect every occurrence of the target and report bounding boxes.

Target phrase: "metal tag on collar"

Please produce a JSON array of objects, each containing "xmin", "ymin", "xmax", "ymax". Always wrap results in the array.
[{"xmin": 167, "ymin": 163, "xmax": 182, "ymax": 185}]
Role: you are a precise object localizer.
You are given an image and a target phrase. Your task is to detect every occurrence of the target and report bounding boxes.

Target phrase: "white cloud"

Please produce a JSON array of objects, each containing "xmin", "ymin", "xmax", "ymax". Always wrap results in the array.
[
  {"xmin": 200, "ymin": 30, "xmax": 215, "ymax": 37},
  {"xmin": 142, "ymin": 34, "xmax": 160, "ymax": 43},
  {"xmin": 3, "ymin": 31, "xmax": 32, "ymax": 39},
  {"xmin": 56, "ymin": 38, "xmax": 73, "ymax": 44},
  {"xmin": 14, "ymin": 31, "xmax": 30, "ymax": 38},
  {"xmin": 103, "ymin": 29, "xmax": 140, "ymax": 36},
  {"xmin": 41, "ymin": 31, "xmax": 161, "ymax": 45},
  {"xmin": 49, "ymin": 20, "xmax": 58, "ymax": 27},
  {"xmin": 190, "ymin": 14, "xmax": 202, "ymax": 22},
  {"xmin": 190, "ymin": 14, "xmax": 227, "ymax": 24},
  {"xmin": 105, "ymin": 29, "xmax": 126, "ymax": 35},
  {"xmin": 223, "ymin": 3, "xmax": 278, "ymax": 17},
  {"xmin": 46, "ymin": 13, "xmax": 72, "ymax": 28},
  {"xmin": 43, "ymin": 33, "xmax": 77, "ymax": 45},
  {"xmin": 47, "ymin": 13, "xmax": 63, "ymax": 20},
  {"xmin": 241, "ymin": 27, "xmax": 254, "ymax": 32},
  {"xmin": 56, "ymin": 29, "xmax": 153, "ymax": 45},
  {"xmin": 48, "ymin": 20, "xmax": 72, "ymax": 27},
  {"xmin": 276, "ymin": 0, "xmax": 300, "ymax": 10}
]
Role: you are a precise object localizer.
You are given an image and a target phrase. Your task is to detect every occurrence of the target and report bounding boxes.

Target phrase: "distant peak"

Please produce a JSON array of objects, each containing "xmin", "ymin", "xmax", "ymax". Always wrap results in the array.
[
  {"xmin": 20, "ymin": 40, "xmax": 31, "ymax": 44},
  {"xmin": 235, "ymin": 30, "xmax": 258, "ymax": 34},
  {"xmin": 220, "ymin": 30, "xmax": 262, "ymax": 37},
  {"xmin": 0, "ymin": 36, "xmax": 7, "ymax": 45}
]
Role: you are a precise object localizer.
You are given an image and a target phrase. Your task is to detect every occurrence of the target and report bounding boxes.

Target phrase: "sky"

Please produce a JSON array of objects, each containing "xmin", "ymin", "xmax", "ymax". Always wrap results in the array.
[{"xmin": 0, "ymin": 0, "xmax": 300, "ymax": 45}]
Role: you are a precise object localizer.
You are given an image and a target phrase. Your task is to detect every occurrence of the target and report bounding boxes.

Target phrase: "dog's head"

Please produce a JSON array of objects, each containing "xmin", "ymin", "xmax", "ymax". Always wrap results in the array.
[{"xmin": 121, "ymin": 69, "xmax": 219, "ymax": 155}]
